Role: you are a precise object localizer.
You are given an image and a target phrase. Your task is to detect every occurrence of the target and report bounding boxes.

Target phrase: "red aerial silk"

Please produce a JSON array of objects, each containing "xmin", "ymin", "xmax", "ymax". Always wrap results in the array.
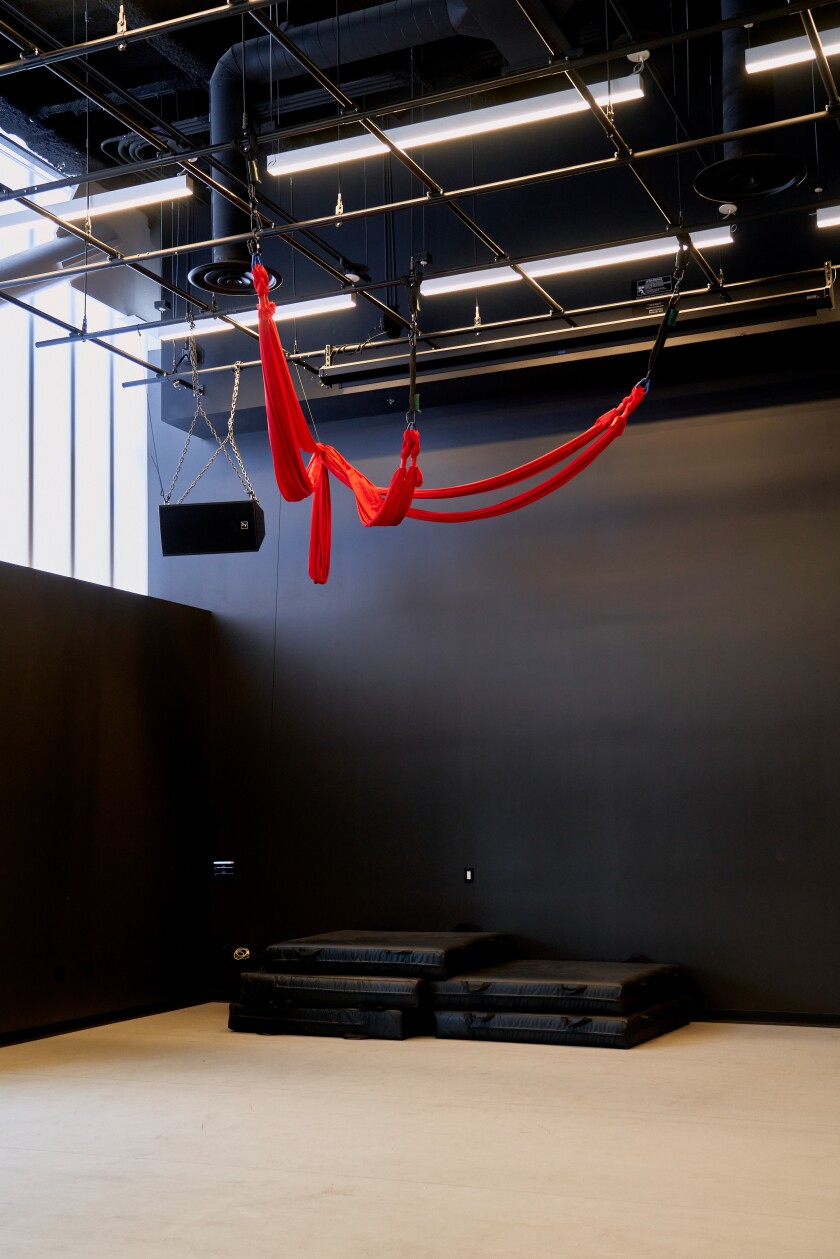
[{"xmin": 252, "ymin": 262, "xmax": 646, "ymax": 583}]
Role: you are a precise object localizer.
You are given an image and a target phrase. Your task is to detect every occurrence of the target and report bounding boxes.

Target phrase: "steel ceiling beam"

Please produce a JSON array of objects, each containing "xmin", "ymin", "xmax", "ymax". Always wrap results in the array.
[
  {"xmin": 513, "ymin": 0, "xmax": 724, "ymax": 292},
  {"xmin": 0, "ymin": 3, "xmax": 408, "ymax": 334},
  {"xmin": 4, "ymin": 138, "xmax": 836, "ymax": 300},
  {"xmin": 0, "ymin": 0, "xmax": 837, "ymax": 82},
  {"xmin": 0, "ymin": 286, "xmax": 167, "ymax": 375},
  {"xmin": 607, "ymin": 0, "xmax": 713, "ymax": 166},
  {"xmin": 2, "ymin": 0, "xmax": 838, "ymax": 205},
  {"xmin": 800, "ymin": 7, "xmax": 840, "ymax": 123},
  {"xmin": 248, "ymin": 7, "xmax": 573, "ymax": 323},
  {"xmin": 0, "ymin": 2, "xmax": 347, "ymax": 271},
  {"xmin": 115, "ymin": 264, "xmax": 837, "ymax": 390},
  {"xmin": 0, "ymin": 0, "xmax": 285, "ymax": 80}
]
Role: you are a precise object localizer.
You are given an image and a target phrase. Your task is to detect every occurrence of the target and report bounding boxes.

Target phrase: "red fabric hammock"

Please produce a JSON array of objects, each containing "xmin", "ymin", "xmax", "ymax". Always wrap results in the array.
[{"xmin": 253, "ymin": 263, "xmax": 646, "ymax": 584}]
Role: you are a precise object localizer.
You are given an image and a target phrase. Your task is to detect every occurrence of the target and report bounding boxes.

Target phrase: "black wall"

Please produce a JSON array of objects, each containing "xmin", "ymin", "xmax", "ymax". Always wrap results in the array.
[
  {"xmin": 0, "ymin": 563, "xmax": 217, "ymax": 1038},
  {"xmin": 149, "ymin": 333, "xmax": 840, "ymax": 1017}
]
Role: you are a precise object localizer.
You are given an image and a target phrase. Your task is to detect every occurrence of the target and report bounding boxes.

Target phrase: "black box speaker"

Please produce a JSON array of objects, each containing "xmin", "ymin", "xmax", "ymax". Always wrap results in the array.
[{"xmin": 159, "ymin": 500, "xmax": 266, "ymax": 556}]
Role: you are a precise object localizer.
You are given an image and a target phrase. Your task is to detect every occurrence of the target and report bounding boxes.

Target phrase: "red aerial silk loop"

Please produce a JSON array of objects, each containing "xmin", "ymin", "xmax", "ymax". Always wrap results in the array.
[
  {"xmin": 403, "ymin": 385, "xmax": 645, "ymax": 523},
  {"xmin": 399, "ymin": 394, "xmax": 636, "ymax": 500}
]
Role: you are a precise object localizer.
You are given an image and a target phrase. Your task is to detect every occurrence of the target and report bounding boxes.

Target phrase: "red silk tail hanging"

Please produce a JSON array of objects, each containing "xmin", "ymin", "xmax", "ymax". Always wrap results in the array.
[{"xmin": 253, "ymin": 261, "xmax": 423, "ymax": 583}]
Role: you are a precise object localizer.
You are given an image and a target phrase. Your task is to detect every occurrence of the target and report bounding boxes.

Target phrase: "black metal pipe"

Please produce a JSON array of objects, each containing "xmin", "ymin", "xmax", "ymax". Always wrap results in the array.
[
  {"xmin": 204, "ymin": 0, "xmax": 475, "ymax": 283},
  {"xmin": 800, "ymin": 8, "xmax": 840, "ymax": 114}
]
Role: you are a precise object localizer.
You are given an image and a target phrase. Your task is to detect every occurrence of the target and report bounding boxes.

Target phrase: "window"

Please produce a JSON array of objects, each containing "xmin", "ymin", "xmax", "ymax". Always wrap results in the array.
[{"xmin": 0, "ymin": 132, "xmax": 147, "ymax": 594}]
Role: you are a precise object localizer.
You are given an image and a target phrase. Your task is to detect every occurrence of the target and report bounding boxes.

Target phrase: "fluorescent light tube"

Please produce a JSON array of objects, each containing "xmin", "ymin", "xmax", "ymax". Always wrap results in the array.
[
  {"xmin": 0, "ymin": 175, "xmax": 192, "ymax": 232},
  {"xmin": 745, "ymin": 27, "xmax": 840, "ymax": 73},
  {"xmin": 419, "ymin": 266, "xmax": 520, "ymax": 297},
  {"xmin": 421, "ymin": 228, "xmax": 733, "ymax": 297},
  {"xmin": 267, "ymin": 76, "xmax": 643, "ymax": 177},
  {"xmin": 154, "ymin": 292, "xmax": 356, "ymax": 342},
  {"xmin": 816, "ymin": 204, "xmax": 840, "ymax": 228}
]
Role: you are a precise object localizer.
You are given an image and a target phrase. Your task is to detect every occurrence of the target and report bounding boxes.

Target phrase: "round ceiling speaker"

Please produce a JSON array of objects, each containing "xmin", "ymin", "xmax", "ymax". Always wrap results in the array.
[
  {"xmin": 693, "ymin": 153, "xmax": 807, "ymax": 202},
  {"xmin": 187, "ymin": 259, "xmax": 282, "ymax": 295}
]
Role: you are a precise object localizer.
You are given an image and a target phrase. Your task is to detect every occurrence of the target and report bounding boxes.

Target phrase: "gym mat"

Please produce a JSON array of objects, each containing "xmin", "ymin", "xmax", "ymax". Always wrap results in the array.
[
  {"xmin": 264, "ymin": 930, "xmax": 511, "ymax": 978},
  {"xmin": 431, "ymin": 959, "xmax": 688, "ymax": 1015},
  {"xmin": 239, "ymin": 971, "xmax": 426, "ymax": 1010},
  {"xmin": 433, "ymin": 999, "xmax": 691, "ymax": 1049},
  {"xmin": 228, "ymin": 1003, "xmax": 423, "ymax": 1040}
]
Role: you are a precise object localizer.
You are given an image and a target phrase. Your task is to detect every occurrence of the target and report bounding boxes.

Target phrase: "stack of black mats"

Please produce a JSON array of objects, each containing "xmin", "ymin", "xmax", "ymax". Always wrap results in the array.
[
  {"xmin": 228, "ymin": 930, "xmax": 512, "ymax": 1041},
  {"xmin": 431, "ymin": 959, "xmax": 692, "ymax": 1049}
]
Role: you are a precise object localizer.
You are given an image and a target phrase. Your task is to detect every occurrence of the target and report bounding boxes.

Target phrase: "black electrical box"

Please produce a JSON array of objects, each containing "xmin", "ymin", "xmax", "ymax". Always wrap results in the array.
[{"xmin": 159, "ymin": 500, "xmax": 266, "ymax": 556}]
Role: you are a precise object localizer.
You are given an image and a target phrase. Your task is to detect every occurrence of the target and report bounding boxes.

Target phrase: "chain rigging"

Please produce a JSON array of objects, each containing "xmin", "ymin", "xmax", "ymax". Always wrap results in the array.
[{"xmin": 162, "ymin": 318, "xmax": 258, "ymax": 506}]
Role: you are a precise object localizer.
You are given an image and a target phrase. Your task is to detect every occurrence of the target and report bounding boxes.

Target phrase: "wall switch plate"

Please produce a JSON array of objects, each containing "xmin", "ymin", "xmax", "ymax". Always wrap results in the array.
[{"xmin": 464, "ymin": 867, "xmax": 474, "ymax": 883}]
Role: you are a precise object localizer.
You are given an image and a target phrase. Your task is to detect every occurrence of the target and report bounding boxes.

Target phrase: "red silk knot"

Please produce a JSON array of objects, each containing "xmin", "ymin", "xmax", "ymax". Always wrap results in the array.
[{"xmin": 254, "ymin": 284, "xmax": 646, "ymax": 581}]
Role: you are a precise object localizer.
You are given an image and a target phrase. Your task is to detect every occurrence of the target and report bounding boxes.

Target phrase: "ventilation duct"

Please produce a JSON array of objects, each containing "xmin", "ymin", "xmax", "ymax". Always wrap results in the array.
[
  {"xmin": 694, "ymin": 0, "xmax": 807, "ymax": 203},
  {"xmin": 190, "ymin": 0, "xmax": 482, "ymax": 294}
]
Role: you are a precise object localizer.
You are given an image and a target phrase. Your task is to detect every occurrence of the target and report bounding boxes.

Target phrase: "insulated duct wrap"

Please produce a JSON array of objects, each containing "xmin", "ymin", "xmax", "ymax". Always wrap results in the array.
[{"xmin": 196, "ymin": 0, "xmax": 480, "ymax": 292}]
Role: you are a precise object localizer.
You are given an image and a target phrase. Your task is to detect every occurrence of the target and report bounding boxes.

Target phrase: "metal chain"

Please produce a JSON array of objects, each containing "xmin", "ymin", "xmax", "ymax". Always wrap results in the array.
[{"xmin": 164, "ymin": 317, "xmax": 259, "ymax": 505}]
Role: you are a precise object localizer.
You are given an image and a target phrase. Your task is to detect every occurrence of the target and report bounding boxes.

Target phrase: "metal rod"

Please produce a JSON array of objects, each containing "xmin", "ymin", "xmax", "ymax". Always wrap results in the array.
[
  {"xmin": 0, "ymin": 0, "xmax": 834, "ymax": 89},
  {"xmin": 248, "ymin": 9, "xmax": 571, "ymax": 322},
  {"xmin": 7, "ymin": 167, "xmax": 839, "ymax": 300},
  {"xmin": 2, "ymin": 106, "xmax": 828, "ymax": 229},
  {"xmin": 0, "ymin": 288, "xmax": 168, "ymax": 375},
  {"xmin": 0, "ymin": 210, "xmax": 719, "ymax": 295},
  {"xmin": 0, "ymin": 5, "xmax": 375, "ymax": 313},
  {"xmin": 800, "ymin": 9, "xmax": 840, "ymax": 114},
  {"xmin": 608, "ymin": 0, "xmax": 712, "ymax": 164},
  {"xmin": 514, "ymin": 0, "xmax": 724, "ymax": 292},
  {"xmin": 119, "ymin": 270, "xmax": 834, "ymax": 388},
  {"xmin": 0, "ymin": 0, "xmax": 286, "ymax": 79}
]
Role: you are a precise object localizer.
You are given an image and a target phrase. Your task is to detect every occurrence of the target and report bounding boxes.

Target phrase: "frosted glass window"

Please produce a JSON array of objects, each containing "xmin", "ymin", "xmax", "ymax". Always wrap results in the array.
[
  {"xmin": 0, "ymin": 129, "xmax": 148, "ymax": 594},
  {"xmin": 73, "ymin": 292, "xmax": 113, "ymax": 587},
  {"xmin": 0, "ymin": 298, "xmax": 30, "ymax": 567},
  {"xmin": 112, "ymin": 328, "xmax": 149, "ymax": 596},
  {"xmin": 32, "ymin": 283, "xmax": 73, "ymax": 578}
]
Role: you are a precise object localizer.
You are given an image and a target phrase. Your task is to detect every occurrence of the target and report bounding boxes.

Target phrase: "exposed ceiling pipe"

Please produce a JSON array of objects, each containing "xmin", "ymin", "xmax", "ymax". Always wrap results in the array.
[
  {"xmin": 694, "ymin": 0, "xmax": 808, "ymax": 203},
  {"xmin": 192, "ymin": 0, "xmax": 483, "ymax": 294}
]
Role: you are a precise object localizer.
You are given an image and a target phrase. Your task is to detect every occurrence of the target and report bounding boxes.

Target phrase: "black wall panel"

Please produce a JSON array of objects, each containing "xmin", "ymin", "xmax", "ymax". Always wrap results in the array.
[
  {"xmin": 148, "ymin": 340, "xmax": 840, "ymax": 1016},
  {"xmin": 0, "ymin": 563, "xmax": 217, "ymax": 1037}
]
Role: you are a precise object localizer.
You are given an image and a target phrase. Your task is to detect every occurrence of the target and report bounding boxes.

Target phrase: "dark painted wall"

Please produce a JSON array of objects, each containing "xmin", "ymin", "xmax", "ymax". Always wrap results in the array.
[
  {"xmin": 149, "ymin": 334, "xmax": 840, "ymax": 1016},
  {"xmin": 0, "ymin": 563, "xmax": 217, "ymax": 1037}
]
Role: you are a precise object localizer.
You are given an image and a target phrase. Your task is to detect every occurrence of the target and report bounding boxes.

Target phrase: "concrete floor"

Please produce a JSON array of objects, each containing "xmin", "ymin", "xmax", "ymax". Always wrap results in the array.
[{"xmin": 0, "ymin": 1003, "xmax": 838, "ymax": 1258}]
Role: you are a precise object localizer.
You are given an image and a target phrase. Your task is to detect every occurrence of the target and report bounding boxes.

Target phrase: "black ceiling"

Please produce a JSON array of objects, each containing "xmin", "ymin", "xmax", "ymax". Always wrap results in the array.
[{"xmin": 0, "ymin": 0, "xmax": 838, "ymax": 416}]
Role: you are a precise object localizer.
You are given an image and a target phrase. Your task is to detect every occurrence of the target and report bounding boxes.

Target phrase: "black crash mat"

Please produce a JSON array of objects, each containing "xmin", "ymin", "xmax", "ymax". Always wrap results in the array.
[
  {"xmin": 431, "ymin": 959, "xmax": 688, "ymax": 1015},
  {"xmin": 228, "ymin": 1003, "xmax": 422, "ymax": 1040},
  {"xmin": 264, "ymin": 930, "xmax": 511, "ymax": 979},
  {"xmin": 239, "ymin": 971, "xmax": 425, "ymax": 1010},
  {"xmin": 434, "ymin": 999, "xmax": 691, "ymax": 1049}
]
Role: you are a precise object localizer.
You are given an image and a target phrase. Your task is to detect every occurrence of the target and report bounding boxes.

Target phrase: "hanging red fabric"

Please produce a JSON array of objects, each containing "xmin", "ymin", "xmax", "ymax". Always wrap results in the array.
[
  {"xmin": 253, "ymin": 262, "xmax": 423, "ymax": 582},
  {"xmin": 252, "ymin": 262, "xmax": 647, "ymax": 582}
]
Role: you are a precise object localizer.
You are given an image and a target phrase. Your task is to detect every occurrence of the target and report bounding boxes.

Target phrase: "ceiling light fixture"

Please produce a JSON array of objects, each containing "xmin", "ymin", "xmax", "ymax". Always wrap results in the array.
[
  {"xmin": 745, "ymin": 27, "xmax": 840, "ymax": 73},
  {"xmin": 0, "ymin": 174, "xmax": 193, "ymax": 233},
  {"xmin": 816, "ymin": 204, "xmax": 840, "ymax": 228},
  {"xmin": 153, "ymin": 292, "xmax": 357, "ymax": 342},
  {"xmin": 267, "ymin": 76, "xmax": 644, "ymax": 178},
  {"xmin": 420, "ymin": 228, "xmax": 734, "ymax": 297}
]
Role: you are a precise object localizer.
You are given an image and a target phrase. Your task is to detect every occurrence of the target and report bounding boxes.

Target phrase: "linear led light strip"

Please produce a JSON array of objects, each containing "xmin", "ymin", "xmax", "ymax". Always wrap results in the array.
[
  {"xmin": 420, "ymin": 228, "xmax": 734, "ymax": 297},
  {"xmin": 0, "ymin": 174, "xmax": 192, "ymax": 232},
  {"xmin": 817, "ymin": 205, "xmax": 840, "ymax": 228},
  {"xmin": 153, "ymin": 293, "xmax": 357, "ymax": 342},
  {"xmin": 745, "ymin": 27, "xmax": 840, "ymax": 73},
  {"xmin": 267, "ymin": 75, "xmax": 643, "ymax": 177}
]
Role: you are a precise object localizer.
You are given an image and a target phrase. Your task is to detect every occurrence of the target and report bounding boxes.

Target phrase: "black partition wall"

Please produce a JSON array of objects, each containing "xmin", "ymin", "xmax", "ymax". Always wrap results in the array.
[
  {"xmin": 148, "ymin": 332, "xmax": 840, "ymax": 1019},
  {"xmin": 0, "ymin": 563, "xmax": 218, "ymax": 1039}
]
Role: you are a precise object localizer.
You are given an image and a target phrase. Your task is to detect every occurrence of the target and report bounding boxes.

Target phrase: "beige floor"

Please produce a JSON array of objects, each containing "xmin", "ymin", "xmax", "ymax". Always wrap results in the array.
[{"xmin": 0, "ymin": 1004, "xmax": 838, "ymax": 1258}]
